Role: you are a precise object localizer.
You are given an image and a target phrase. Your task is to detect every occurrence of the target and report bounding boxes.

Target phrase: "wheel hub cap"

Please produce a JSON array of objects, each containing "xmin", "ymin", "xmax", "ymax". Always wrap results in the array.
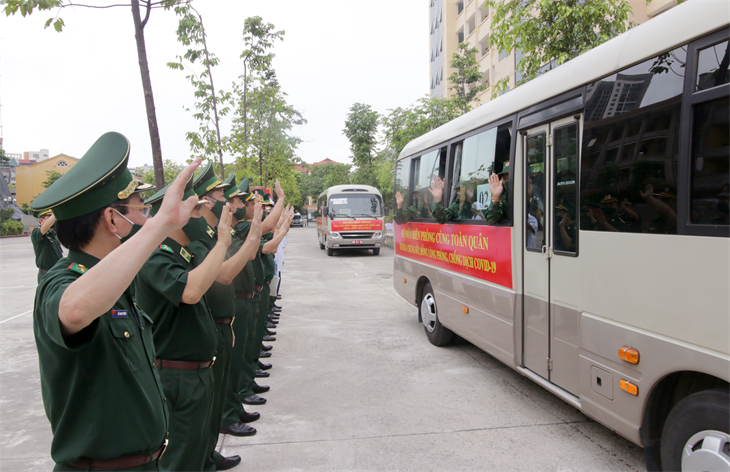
[
  {"xmin": 421, "ymin": 294, "xmax": 437, "ymax": 333},
  {"xmin": 682, "ymin": 430, "xmax": 730, "ymax": 472}
]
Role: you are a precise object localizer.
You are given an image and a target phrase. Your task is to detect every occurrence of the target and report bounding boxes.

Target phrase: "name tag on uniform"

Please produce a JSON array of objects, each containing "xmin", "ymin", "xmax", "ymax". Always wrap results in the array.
[{"xmin": 111, "ymin": 310, "xmax": 129, "ymax": 319}]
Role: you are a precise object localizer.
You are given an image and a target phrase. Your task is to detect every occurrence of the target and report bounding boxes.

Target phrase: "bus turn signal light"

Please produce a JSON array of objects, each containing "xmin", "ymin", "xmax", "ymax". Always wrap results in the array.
[
  {"xmin": 462, "ymin": 306, "xmax": 469, "ymax": 313},
  {"xmin": 620, "ymin": 379, "xmax": 638, "ymax": 396},
  {"xmin": 403, "ymin": 278, "xmax": 407, "ymax": 284},
  {"xmin": 618, "ymin": 346, "xmax": 640, "ymax": 364}
]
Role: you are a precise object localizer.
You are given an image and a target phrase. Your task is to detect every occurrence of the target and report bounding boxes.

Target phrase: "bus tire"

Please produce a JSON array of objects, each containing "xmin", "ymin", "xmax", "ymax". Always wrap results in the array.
[
  {"xmin": 372, "ymin": 248, "xmax": 380, "ymax": 255},
  {"xmin": 419, "ymin": 282, "xmax": 452, "ymax": 346},
  {"xmin": 327, "ymin": 248, "xmax": 334, "ymax": 256},
  {"xmin": 660, "ymin": 388, "xmax": 730, "ymax": 472}
]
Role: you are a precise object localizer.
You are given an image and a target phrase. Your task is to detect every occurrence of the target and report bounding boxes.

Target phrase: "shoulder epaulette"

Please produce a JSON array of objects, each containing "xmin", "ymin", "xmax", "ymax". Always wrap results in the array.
[
  {"xmin": 230, "ymin": 228, "xmax": 236, "ymax": 235},
  {"xmin": 68, "ymin": 262, "xmax": 87, "ymax": 275},
  {"xmin": 160, "ymin": 244, "xmax": 174, "ymax": 253},
  {"xmin": 180, "ymin": 247, "xmax": 192, "ymax": 262},
  {"xmin": 206, "ymin": 226, "xmax": 215, "ymax": 238}
]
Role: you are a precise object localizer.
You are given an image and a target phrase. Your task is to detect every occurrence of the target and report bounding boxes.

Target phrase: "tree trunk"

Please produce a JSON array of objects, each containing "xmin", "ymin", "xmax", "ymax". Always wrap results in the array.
[
  {"xmin": 131, "ymin": 0, "xmax": 165, "ymax": 190},
  {"xmin": 196, "ymin": 10, "xmax": 225, "ymax": 178}
]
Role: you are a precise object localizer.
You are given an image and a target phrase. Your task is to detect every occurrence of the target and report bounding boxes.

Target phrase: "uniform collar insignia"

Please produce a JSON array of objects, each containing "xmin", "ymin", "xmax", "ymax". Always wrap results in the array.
[
  {"xmin": 206, "ymin": 226, "xmax": 215, "ymax": 238},
  {"xmin": 180, "ymin": 247, "xmax": 192, "ymax": 262},
  {"xmin": 160, "ymin": 244, "xmax": 174, "ymax": 253},
  {"xmin": 68, "ymin": 262, "xmax": 87, "ymax": 274}
]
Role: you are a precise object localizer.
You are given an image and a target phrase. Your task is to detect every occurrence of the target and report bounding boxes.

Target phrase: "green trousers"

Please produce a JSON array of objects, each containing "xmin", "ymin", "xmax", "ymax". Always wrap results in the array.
[
  {"xmin": 223, "ymin": 299, "xmax": 252, "ymax": 427},
  {"xmin": 158, "ymin": 367, "xmax": 214, "ymax": 472},
  {"xmin": 207, "ymin": 323, "xmax": 233, "ymax": 469},
  {"xmin": 56, "ymin": 460, "xmax": 159, "ymax": 471},
  {"xmin": 238, "ymin": 292, "xmax": 263, "ymax": 400},
  {"xmin": 240, "ymin": 285, "xmax": 270, "ymax": 397}
]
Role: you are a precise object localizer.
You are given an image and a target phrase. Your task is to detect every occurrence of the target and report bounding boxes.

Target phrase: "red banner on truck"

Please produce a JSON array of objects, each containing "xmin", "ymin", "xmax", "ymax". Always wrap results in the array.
[
  {"xmin": 395, "ymin": 222, "xmax": 512, "ymax": 289},
  {"xmin": 331, "ymin": 220, "xmax": 383, "ymax": 232}
]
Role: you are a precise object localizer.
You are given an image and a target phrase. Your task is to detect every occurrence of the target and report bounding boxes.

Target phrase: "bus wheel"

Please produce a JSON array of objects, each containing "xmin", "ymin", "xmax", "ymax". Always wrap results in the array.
[
  {"xmin": 372, "ymin": 248, "xmax": 380, "ymax": 255},
  {"xmin": 419, "ymin": 282, "xmax": 452, "ymax": 346},
  {"xmin": 660, "ymin": 389, "xmax": 730, "ymax": 471},
  {"xmin": 327, "ymin": 248, "xmax": 334, "ymax": 256}
]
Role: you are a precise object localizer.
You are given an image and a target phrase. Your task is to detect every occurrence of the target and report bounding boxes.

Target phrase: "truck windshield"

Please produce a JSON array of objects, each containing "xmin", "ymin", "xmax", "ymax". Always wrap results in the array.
[{"xmin": 329, "ymin": 194, "xmax": 382, "ymax": 217}]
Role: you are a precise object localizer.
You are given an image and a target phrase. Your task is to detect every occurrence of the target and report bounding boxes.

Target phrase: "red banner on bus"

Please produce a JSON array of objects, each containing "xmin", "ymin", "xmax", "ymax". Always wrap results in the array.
[
  {"xmin": 395, "ymin": 222, "xmax": 512, "ymax": 289},
  {"xmin": 331, "ymin": 220, "xmax": 383, "ymax": 232}
]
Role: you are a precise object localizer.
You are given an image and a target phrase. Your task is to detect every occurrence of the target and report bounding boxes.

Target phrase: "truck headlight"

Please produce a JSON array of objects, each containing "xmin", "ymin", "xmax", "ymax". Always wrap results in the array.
[
  {"xmin": 330, "ymin": 232, "xmax": 342, "ymax": 239},
  {"xmin": 372, "ymin": 231, "xmax": 383, "ymax": 239}
]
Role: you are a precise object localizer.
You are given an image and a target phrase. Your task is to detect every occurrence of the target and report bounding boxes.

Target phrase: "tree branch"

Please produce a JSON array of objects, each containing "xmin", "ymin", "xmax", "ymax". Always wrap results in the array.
[{"xmin": 140, "ymin": 0, "xmax": 152, "ymax": 28}]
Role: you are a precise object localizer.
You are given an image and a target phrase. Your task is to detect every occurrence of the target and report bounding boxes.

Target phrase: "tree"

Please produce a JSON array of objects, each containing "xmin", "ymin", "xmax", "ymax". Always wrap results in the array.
[
  {"xmin": 486, "ymin": 0, "xmax": 639, "ymax": 97},
  {"xmin": 141, "ymin": 159, "xmax": 184, "ymax": 188},
  {"xmin": 168, "ymin": 2, "xmax": 231, "ymax": 176},
  {"xmin": 448, "ymin": 42, "xmax": 486, "ymax": 113},
  {"xmin": 42, "ymin": 170, "xmax": 63, "ymax": 188},
  {"xmin": 2, "ymin": 0, "xmax": 184, "ymax": 190},
  {"xmin": 343, "ymin": 103, "xmax": 380, "ymax": 187},
  {"xmin": 382, "ymin": 94, "xmax": 461, "ymax": 155},
  {"xmin": 300, "ymin": 163, "xmax": 351, "ymax": 201}
]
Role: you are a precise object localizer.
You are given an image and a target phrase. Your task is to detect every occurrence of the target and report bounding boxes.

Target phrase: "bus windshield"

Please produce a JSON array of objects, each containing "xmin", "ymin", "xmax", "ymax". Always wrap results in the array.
[{"xmin": 329, "ymin": 194, "xmax": 383, "ymax": 217}]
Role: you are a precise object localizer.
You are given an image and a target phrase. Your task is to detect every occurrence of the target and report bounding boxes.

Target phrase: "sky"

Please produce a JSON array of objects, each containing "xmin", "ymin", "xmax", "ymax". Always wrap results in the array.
[{"xmin": 0, "ymin": 0, "xmax": 429, "ymax": 169}]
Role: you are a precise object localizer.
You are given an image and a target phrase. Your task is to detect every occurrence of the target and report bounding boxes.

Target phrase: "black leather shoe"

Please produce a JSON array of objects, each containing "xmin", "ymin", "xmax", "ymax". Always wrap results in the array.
[
  {"xmin": 276, "ymin": 294, "xmax": 282, "ymax": 299},
  {"xmin": 267, "ymin": 318, "xmax": 279, "ymax": 325},
  {"xmin": 267, "ymin": 329, "xmax": 277, "ymax": 336},
  {"xmin": 216, "ymin": 455, "xmax": 242, "ymax": 470},
  {"xmin": 273, "ymin": 303, "xmax": 282, "ymax": 309},
  {"xmin": 220, "ymin": 421, "xmax": 257, "ymax": 437},
  {"xmin": 253, "ymin": 383, "xmax": 270, "ymax": 394},
  {"xmin": 242, "ymin": 394, "xmax": 267, "ymax": 405},
  {"xmin": 240, "ymin": 409, "xmax": 260, "ymax": 423},
  {"xmin": 259, "ymin": 361, "xmax": 272, "ymax": 370},
  {"xmin": 268, "ymin": 316, "xmax": 279, "ymax": 322},
  {"xmin": 263, "ymin": 335, "xmax": 276, "ymax": 342},
  {"xmin": 261, "ymin": 344, "xmax": 273, "ymax": 351},
  {"xmin": 266, "ymin": 322, "xmax": 276, "ymax": 329},
  {"xmin": 271, "ymin": 306, "xmax": 282, "ymax": 313},
  {"xmin": 255, "ymin": 369, "xmax": 270, "ymax": 378},
  {"xmin": 259, "ymin": 350, "xmax": 272, "ymax": 357}
]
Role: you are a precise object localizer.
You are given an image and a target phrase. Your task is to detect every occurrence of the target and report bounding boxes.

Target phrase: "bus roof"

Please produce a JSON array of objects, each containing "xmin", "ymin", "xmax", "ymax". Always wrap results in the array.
[
  {"xmin": 398, "ymin": 0, "xmax": 729, "ymax": 160},
  {"xmin": 320, "ymin": 184, "xmax": 383, "ymax": 198}
]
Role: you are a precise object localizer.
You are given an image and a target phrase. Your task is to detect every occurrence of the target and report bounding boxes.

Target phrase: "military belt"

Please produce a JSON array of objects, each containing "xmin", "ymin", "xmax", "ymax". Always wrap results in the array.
[
  {"xmin": 68, "ymin": 440, "xmax": 167, "ymax": 470},
  {"xmin": 264, "ymin": 280, "xmax": 271, "ymax": 285},
  {"xmin": 254, "ymin": 285, "xmax": 264, "ymax": 292},
  {"xmin": 234, "ymin": 292, "xmax": 255, "ymax": 299},
  {"xmin": 213, "ymin": 317, "xmax": 235, "ymax": 326},
  {"xmin": 155, "ymin": 358, "xmax": 215, "ymax": 370}
]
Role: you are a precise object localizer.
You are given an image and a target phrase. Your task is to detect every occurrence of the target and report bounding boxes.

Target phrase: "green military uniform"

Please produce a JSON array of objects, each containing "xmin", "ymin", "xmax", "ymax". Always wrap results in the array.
[
  {"xmin": 31, "ymin": 211, "xmax": 63, "ymax": 283},
  {"xmin": 30, "ymin": 132, "xmax": 166, "ymax": 470},
  {"xmin": 137, "ymin": 178, "xmax": 218, "ymax": 472},
  {"xmin": 191, "ymin": 167, "xmax": 241, "ymax": 469}
]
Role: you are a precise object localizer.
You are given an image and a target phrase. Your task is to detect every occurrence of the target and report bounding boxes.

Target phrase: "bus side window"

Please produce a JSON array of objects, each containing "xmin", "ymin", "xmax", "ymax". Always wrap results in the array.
[
  {"xmin": 394, "ymin": 157, "xmax": 410, "ymax": 211},
  {"xmin": 449, "ymin": 123, "xmax": 512, "ymax": 224},
  {"xmin": 581, "ymin": 45, "xmax": 687, "ymax": 234},
  {"xmin": 410, "ymin": 148, "xmax": 446, "ymax": 218}
]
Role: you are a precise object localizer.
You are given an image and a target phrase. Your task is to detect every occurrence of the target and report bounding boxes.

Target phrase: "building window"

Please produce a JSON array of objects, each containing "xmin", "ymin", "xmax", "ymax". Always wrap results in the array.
[
  {"xmin": 457, "ymin": 1, "xmax": 464, "ymax": 14},
  {"xmin": 458, "ymin": 31, "xmax": 464, "ymax": 43},
  {"xmin": 498, "ymin": 49, "xmax": 508, "ymax": 62},
  {"xmin": 56, "ymin": 160, "xmax": 68, "ymax": 167}
]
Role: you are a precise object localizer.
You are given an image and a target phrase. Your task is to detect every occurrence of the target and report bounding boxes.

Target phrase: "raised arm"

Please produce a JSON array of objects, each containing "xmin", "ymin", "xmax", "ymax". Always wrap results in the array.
[
  {"xmin": 261, "ymin": 180, "xmax": 286, "ymax": 234},
  {"xmin": 182, "ymin": 203, "xmax": 233, "ymax": 304},
  {"xmin": 216, "ymin": 203, "xmax": 264, "ymax": 284},
  {"xmin": 41, "ymin": 213, "xmax": 56, "ymax": 235},
  {"xmin": 59, "ymin": 159, "xmax": 202, "ymax": 335}
]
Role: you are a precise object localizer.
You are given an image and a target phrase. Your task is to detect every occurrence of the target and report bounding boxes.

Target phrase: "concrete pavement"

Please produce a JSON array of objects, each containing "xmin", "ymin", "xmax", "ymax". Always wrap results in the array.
[{"xmin": 0, "ymin": 228, "xmax": 646, "ymax": 470}]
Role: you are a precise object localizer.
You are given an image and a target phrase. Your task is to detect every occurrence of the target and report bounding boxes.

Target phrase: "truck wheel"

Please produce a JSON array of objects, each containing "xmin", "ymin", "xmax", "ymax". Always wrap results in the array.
[
  {"xmin": 319, "ymin": 242, "xmax": 325, "ymax": 249},
  {"xmin": 327, "ymin": 248, "xmax": 334, "ymax": 256},
  {"xmin": 419, "ymin": 282, "xmax": 452, "ymax": 346},
  {"xmin": 372, "ymin": 248, "xmax": 380, "ymax": 255},
  {"xmin": 660, "ymin": 388, "xmax": 730, "ymax": 471}
]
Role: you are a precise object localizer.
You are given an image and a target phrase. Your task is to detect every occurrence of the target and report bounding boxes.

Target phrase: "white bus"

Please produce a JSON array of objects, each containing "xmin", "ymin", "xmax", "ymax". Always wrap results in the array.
[
  {"xmin": 392, "ymin": 3, "xmax": 729, "ymax": 471},
  {"xmin": 316, "ymin": 184, "xmax": 387, "ymax": 256}
]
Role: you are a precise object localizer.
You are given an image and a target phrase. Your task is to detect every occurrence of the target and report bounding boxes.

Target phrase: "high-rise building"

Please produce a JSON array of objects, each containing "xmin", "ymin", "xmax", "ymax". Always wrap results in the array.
[{"xmin": 429, "ymin": 0, "xmax": 679, "ymax": 108}]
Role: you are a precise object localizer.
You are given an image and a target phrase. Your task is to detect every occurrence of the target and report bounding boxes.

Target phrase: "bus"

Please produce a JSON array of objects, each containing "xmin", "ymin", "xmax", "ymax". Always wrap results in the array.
[
  {"xmin": 392, "ymin": 3, "xmax": 729, "ymax": 471},
  {"xmin": 316, "ymin": 184, "xmax": 388, "ymax": 256}
]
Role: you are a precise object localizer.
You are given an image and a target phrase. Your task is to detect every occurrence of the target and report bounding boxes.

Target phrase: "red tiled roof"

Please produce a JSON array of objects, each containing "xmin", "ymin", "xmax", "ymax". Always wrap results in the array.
[{"xmin": 312, "ymin": 158, "xmax": 339, "ymax": 166}]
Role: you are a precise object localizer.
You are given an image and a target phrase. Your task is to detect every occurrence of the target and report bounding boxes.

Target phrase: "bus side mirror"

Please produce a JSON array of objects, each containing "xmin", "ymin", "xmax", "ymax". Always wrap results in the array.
[
  {"xmin": 322, "ymin": 206, "xmax": 329, "ymax": 216},
  {"xmin": 385, "ymin": 207, "xmax": 390, "ymax": 216}
]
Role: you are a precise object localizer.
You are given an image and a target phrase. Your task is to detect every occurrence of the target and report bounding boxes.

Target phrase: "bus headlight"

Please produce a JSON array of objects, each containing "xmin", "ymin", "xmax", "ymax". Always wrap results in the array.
[
  {"xmin": 372, "ymin": 231, "xmax": 383, "ymax": 239},
  {"xmin": 330, "ymin": 232, "xmax": 342, "ymax": 239}
]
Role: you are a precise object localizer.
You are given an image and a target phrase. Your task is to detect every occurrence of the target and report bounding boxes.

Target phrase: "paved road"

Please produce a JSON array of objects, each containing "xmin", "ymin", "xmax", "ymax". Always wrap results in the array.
[{"xmin": 0, "ymin": 228, "xmax": 646, "ymax": 471}]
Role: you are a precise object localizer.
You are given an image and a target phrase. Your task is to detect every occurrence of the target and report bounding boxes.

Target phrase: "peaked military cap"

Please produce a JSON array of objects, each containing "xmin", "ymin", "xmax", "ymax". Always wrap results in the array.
[
  {"xmin": 238, "ymin": 178, "xmax": 254, "ymax": 202},
  {"xmin": 223, "ymin": 173, "xmax": 241, "ymax": 199},
  {"xmin": 193, "ymin": 161, "xmax": 229, "ymax": 197},
  {"xmin": 145, "ymin": 172, "xmax": 196, "ymax": 217},
  {"xmin": 498, "ymin": 161, "xmax": 511, "ymax": 176},
  {"xmin": 653, "ymin": 186, "xmax": 677, "ymax": 199},
  {"xmin": 36, "ymin": 209, "xmax": 53, "ymax": 218},
  {"xmin": 263, "ymin": 193, "xmax": 274, "ymax": 206},
  {"xmin": 30, "ymin": 132, "xmax": 153, "ymax": 220},
  {"xmin": 601, "ymin": 194, "xmax": 618, "ymax": 204}
]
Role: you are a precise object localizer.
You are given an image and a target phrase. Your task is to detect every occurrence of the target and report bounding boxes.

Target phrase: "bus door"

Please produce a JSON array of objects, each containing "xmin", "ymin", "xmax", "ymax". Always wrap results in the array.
[{"xmin": 522, "ymin": 116, "xmax": 581, "ymax": 396}]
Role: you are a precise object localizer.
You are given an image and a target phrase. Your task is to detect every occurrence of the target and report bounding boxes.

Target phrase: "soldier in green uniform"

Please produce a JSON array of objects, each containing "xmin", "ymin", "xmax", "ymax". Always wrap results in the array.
[
  {"xmin": 31, "ymin": 209, "xmax": 63, "ymax": 283},
  {"xmin": 234, "ymin": 183, "xmax": 287, "ymax": 406},
  {"xmin": 31, "ymin": 131, "xmax": 202, "ymax": 470},
  {"xmin": 224, "ymin": 178, "xmax": 268, "ymax": 424},
  {"xmin": 190, "ymin": 167, "xmax": 263, "ymax": 470},
  {"xmin": 135, "ymin": 174, "xmax": 232, "ymax": 472}
]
